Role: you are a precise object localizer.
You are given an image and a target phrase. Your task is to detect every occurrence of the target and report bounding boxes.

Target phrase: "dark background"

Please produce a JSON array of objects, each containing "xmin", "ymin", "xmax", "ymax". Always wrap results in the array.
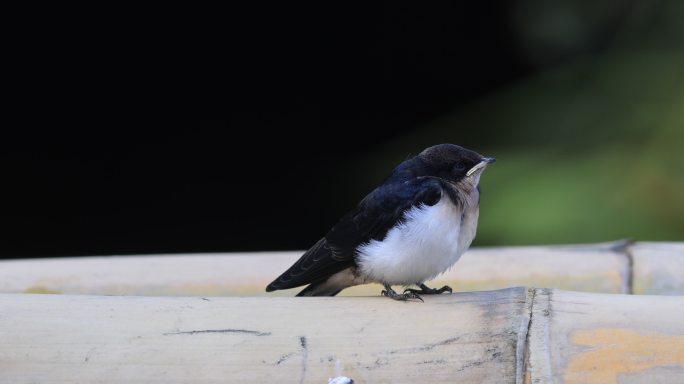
[{"xmin": 3, "ymin": 1, "xmax": 682, "ymax": 258}]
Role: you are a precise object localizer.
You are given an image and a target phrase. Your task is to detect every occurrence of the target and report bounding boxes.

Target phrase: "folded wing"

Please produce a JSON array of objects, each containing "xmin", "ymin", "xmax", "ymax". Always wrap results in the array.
[{"xmin": 265, "ymin": 177, "xmax": 444, "ymax": 292}]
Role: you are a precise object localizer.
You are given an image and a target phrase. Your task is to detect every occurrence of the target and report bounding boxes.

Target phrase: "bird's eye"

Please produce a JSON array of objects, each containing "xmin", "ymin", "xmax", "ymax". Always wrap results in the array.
[{"xmin": 453, "ymin": 162, "xmax": 466, "ymax": 172}]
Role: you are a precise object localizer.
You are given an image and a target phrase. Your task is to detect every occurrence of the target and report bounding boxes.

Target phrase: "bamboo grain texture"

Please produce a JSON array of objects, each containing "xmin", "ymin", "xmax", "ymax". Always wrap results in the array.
[
  {"xmin": 1, "ymin": 241, "xmax": 683, "ymax": 383},
  {"xmin": 2, "ymin": 241, "xmax": 682, "ymax": 297}
]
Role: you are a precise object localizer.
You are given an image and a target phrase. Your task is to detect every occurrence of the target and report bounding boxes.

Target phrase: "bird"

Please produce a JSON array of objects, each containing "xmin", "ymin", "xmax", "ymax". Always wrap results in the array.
[{"xmin": 266, "ymin": 143, "xmax": 496, "ymax": 301}]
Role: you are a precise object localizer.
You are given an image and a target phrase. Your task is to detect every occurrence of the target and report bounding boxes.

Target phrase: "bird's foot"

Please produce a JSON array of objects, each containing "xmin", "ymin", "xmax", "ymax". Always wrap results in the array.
[
  {"xmin": 381, "ymin": 284, "xmax": 423, "ymax": 302},
  {"xmin": 403, "ymin": 283, "xmax": 452, "ymax": 295}
]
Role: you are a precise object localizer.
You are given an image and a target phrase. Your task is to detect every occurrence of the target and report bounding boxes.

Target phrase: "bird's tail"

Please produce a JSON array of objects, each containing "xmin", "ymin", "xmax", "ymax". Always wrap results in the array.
[{"xmin": 296, "ymin": 280, "xmax": 344, "ymax": 297}]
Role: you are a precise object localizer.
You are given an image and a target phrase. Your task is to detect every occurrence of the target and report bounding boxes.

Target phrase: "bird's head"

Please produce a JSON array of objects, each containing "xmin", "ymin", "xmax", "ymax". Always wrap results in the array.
[{"xmin": 418, "ymin": 143, "xmax": 496, "ymax": 189}]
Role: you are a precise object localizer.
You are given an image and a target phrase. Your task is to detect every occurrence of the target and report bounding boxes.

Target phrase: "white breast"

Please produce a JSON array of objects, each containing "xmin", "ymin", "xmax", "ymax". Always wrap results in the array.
[{"xmin": 357, "ymin": 194, "xmax": 479, "ymax": 286}]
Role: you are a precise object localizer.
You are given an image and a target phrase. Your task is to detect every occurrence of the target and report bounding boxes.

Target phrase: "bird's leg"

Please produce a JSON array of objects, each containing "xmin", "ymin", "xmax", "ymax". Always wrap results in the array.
[
  {"xmin": 381, "ymin": 283, "xmax": 423, "ymax": 302},
  {"xmin": 404, "ymin": 283, "xmax": 452, "ymax": 295}
]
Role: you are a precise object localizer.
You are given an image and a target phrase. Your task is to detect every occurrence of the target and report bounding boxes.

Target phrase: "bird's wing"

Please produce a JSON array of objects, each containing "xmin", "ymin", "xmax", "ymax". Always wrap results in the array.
[
  {"xmin": 265, "ymin": 237, "xmax": 345, "ymax": 292},
  {"xmin": 265, "ymin": 177, "xmax": 444, "ymax": 292}
]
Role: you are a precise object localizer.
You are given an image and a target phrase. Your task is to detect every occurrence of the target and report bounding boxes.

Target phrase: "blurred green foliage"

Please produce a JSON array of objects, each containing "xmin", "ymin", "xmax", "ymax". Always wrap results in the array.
[{"xmin": 349, "ymin": 0, "xmax": 684, "ymax": 245}]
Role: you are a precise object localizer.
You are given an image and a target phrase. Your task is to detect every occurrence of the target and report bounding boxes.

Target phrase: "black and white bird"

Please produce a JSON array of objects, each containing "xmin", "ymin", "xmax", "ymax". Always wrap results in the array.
[{"xmin": 266, "ymin": 144, "xmax": 495, "ymax": 301}]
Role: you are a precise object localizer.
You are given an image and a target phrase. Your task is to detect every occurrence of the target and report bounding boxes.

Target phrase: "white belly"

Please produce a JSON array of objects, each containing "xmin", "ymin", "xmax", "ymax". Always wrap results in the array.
[{"xmin": 357, "ymin": 196, "xmax": 479, "ymax": 285}]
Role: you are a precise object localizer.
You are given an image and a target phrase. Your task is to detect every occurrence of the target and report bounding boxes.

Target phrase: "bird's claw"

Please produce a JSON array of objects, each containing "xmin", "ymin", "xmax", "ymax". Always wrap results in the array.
[
  {"xmin": 434, "ymin": 285, "xmax": 453, "ymax": 294},
  {"xmin": 403, "ymin": 285, "xmax": 453, "ymax": 295},
  {"xmin": 404, "ymin": 291, "xmax": 424, "ymax": 302},
  {"xmin": 382, "ymin": 289, "xmax": 423, "ymax": 302}
]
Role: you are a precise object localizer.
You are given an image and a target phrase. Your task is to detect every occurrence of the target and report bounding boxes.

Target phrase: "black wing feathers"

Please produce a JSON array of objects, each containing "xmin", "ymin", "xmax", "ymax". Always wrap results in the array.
[
  {"xmin": 265, "ymin": 237, "xmax": 350, "ymax": 291},
  {"xmin": 265, "ymin": 177, "xmax": 444, "ymax": 292}
]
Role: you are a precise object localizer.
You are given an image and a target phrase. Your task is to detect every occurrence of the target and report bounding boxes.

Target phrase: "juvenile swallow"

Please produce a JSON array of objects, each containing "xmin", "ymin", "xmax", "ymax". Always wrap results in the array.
[{"xmin": 266, "ymin": 143, "xmax": 495, "ymax": 301}]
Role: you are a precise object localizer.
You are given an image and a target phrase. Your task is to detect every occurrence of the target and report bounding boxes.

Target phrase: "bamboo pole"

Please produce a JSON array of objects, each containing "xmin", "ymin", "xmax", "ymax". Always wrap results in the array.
[
  {"xmin": 0, "ymin": 288, "xmax": 682, "ymax": 383},
  {"xmin": 0, "ymin": 240, "xmax": 648, "ymax": 297},
  {"xmin": 630, "ymin": 242, "xmax": 684, "ymax": 295}
]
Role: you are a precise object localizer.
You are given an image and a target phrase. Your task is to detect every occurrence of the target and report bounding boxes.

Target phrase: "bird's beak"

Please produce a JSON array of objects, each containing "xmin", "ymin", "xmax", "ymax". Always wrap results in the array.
[{"xmin": 466, "ymin": 157, "xmax": 496, "ymax": 177}]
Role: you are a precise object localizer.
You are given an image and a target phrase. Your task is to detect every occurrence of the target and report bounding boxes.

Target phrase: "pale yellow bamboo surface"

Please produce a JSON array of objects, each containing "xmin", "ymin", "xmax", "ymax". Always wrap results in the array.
[
  {"xmin": 630, "ymin": 242, "xmax": 684, "ymax": 295},
  {"xmin": 0, "ymin": 288, "xmax": 682, "ymax": 383},
  {"xmin": 3, "ymin": 240, "xmax": 669, "ymax": 297}
]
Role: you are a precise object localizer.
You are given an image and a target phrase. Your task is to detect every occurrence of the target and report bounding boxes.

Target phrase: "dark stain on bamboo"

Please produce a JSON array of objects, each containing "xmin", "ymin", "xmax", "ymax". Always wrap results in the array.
[{"xmin": 163, "ymin": 329, "xmax": 271, "ymax": 336}]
